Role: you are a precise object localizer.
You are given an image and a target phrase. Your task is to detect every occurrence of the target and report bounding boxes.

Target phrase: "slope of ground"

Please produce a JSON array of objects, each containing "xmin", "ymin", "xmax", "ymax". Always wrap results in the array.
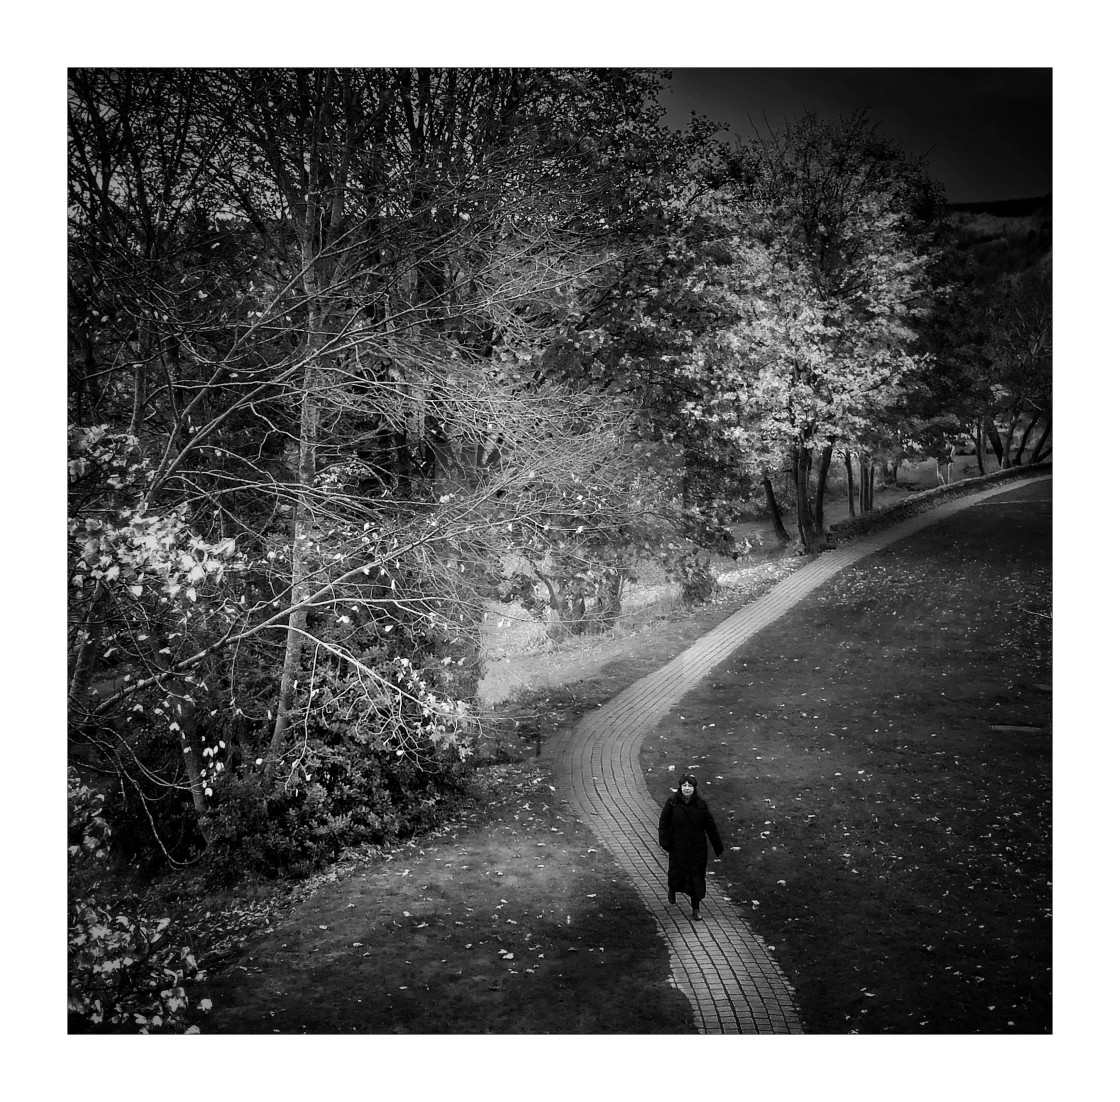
[
  {"xmin": 188, "ymin": 473, "xmax": 1049, "ymax": 1034},
  {"xmin": 641, "ymin": 480, "xmax": 1052, "ymax": 1032}
]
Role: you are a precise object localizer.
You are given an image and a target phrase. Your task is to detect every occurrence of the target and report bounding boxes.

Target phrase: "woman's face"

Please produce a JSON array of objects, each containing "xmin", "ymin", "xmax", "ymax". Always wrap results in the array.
[{"xmin": 680, "ymin": 781, "xmax": 695, "ymax": 799}]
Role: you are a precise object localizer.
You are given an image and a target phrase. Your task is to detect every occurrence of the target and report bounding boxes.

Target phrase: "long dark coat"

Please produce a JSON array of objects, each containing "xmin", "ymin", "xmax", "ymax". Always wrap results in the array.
[{"xmin": 658, "ymin": 790, "xmax": 723, "ymax": 902}]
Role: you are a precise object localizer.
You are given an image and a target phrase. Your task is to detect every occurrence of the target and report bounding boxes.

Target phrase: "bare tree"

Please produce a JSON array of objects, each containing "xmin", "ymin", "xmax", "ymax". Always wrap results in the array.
[{"xmin": 68, "ymin": 67, "xmax": 676, "ymax": 857}]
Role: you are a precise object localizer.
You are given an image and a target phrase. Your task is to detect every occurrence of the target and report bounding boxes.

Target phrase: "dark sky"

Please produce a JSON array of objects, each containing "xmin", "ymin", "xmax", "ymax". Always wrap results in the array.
[{"xmin": 657, "ymin": 68, "xmax": 1052, "ymax": 204}]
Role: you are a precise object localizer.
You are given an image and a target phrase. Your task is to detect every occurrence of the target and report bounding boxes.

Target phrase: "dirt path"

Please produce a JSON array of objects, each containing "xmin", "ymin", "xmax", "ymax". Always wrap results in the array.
[{"xmin": 546, "ymin": 473, "xmax": 1052, "ymax": 1033}]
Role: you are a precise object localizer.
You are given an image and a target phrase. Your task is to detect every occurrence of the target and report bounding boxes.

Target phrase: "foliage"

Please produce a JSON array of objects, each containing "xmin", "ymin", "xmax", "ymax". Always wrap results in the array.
[
  {"xmin": 66, "ymin": 70, "xmax": 1039, "ymax": 911},
  {"xmin": 203, "ymin": 739, "xmax": 468, "ymax": 883},
  {"xmin": 901, "ymin": 202, "xmax": 1052, "ymax": 470},
  {"xmin": 67, "ymin": 769, "xmax": 211, "ymax": 1033},
  {"xmin": 67, "ymin": 67, "xmax": 710, "ymax": 875},
  {"xmin": 68, "ymin": 770, "xmax": 112, "ymax": 862},
  {"xmin": 982, "ymin": 266, "xmax": 1052, "ymax": 432},
  {"xmin": 664, "ymin": 113, "xmax": 944, "ymax": 548},
  {"xmin": 524, "ymin": 107, "xmax": 744, "ymax": 549},
  {"xmin": 665, "ymin": 549, "xmax": 719, "ymax": 607},
  {"xmin": 68, "ymin": 899, "xmax": 209, "ymax": 1034}
]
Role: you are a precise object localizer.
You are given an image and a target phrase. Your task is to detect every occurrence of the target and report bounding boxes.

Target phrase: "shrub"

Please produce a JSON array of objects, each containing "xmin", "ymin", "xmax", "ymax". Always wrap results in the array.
[
  {"xmin": 202, "ymin": 734, "xmax": 469, "ymax": 884},
  {"xmin": 668, "ymin": 550, "xmax": 718, "ymax": 607},
  {"xmin": 67, "ymin": 898, "xmax": 210, "ymax": 1033},
  {"xmin": 67, "ymin": 768, "xmax": 211, "ymax": 1033},
  {"xmin": 97, "ymin": 730, "xmax": 205, "ymax": 872}
]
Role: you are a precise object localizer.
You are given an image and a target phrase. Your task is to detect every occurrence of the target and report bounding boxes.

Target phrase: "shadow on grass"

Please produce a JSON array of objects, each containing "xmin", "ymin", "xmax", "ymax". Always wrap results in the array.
[{"xmin": 197, "ymin": 761, "xmax": 694, "ymax": 1033}]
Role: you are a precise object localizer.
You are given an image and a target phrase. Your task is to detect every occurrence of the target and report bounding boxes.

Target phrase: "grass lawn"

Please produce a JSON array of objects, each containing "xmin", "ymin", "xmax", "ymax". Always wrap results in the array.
[
  {"xmin": 189, "ymin": 558, "xmax": 809, "ymax": 1032},
  {"xmin": 175, "ymin": 479, "xmax": 1049, "ymax": 1034},
  {"xmin": 197, "ymin": 759, "xmax": 694, "ymax": 1033},
  {"xmin": 640, "ymin": 480, "xmax": 1052, "ymax": 1032}
]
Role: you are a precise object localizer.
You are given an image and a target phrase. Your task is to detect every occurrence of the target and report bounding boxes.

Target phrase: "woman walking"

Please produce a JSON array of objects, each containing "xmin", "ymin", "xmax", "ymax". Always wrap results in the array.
[{"xmin": 658, "ymin": 772, "xmax": 724, "ymax": 921}]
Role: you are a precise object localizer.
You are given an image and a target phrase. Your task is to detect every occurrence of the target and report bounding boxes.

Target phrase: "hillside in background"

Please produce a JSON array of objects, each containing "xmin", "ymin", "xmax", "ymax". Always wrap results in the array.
[
  {"xmin": 948, "ymin": 195, "xmax": 1051, "ymax": 218},
  {"xmin": 946, "ymin": 194, "xmax": 1052, "ymax": 281}
]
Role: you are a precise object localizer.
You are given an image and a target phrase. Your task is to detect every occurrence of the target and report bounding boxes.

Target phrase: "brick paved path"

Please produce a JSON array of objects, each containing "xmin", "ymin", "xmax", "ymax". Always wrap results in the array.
[{"xmin": 547, "ymin": 475, "xmax": 1051, "ymax": 1034}]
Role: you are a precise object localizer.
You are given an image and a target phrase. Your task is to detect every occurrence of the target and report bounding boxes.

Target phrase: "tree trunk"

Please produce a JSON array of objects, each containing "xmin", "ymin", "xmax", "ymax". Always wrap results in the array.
[
  {"xmin": 679, "ymin": 457, "xmax": 692, "ymax": 516},
  {"xmin": 793, "ymin": 446, "xmax": 817, "ymax": 550},
  {"xmin": 864, "ymin": 457, "xmax": 875, "ymax": 512},
  {"xmin": 570, "ymin": 592, "xmax": 587, "ymax": 635},
  {"xmin": 1015, "ymin": 412, "xmax": 1041, "ymax": 465},
  {"xmin": 1029, "ymin": 420, "xmax": 1052, "ymax": 464},
  {"xmin": 762, "ymin": 475, "xmax": 791, "ymax": 544},
  {"xmin": 813, "ymin": 442, "xmax": 834, "ymax": 535},
  {"xmin": 973, "ymin": 417, "xmax": 987, "ymax": 475},
  {"xmin": 172, "ymin": 690, "xmax": 211, "ymax": 843},
  {"xmin": 984, "ymin": 415, "xmax": 1005, "ymax": 466},
  {"xmin": 792, "ymin": 448, "xmax": 805, "ymax": 548},
  {"xmin": 270, "ymin": 336, "xmax": 323, "ymax": 757},
  {"xmin": 844, "ymin": 450, "xmax": 856, "ymax": 518},
  {"xmin": 533, "ymin": 569, "xmax": 566, "ymax": 641},
  {"xmin": 129, "ymin": 360, "xmax": 146, "ymax": 439},
  {"xmin": 858, "ymin": 454, "xmax": 874, "ymax": 514},
  {"xmin": 598, "ymin": 569, "xmax": 625, "ymax": 627},
  {"xmin": 1000, "ymin": 414, "xmax": 1019, "ymax": 470}
]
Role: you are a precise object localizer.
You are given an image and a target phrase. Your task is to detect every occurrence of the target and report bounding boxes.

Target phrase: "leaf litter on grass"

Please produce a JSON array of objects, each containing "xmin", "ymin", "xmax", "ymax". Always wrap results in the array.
[
  {"xmin": 198, "ymin": 758, "xmax": 693, "ymax": 1033},
  {"xmin": 639, "ymin": 485, "xmax": 1052, "ymax": 1033}
]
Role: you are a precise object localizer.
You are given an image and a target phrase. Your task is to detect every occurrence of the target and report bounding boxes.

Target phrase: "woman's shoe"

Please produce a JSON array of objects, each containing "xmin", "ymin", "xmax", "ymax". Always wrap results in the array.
[
  {"xmin": 669, "ymin": 890, "xmax": 676, "ymax": 905},
  {"xmin": 691, "ymin": 907, "xmax": 702, "ymax": 921}
]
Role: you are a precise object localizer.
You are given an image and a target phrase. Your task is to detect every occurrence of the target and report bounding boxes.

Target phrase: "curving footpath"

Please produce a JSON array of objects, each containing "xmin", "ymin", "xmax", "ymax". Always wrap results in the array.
[{"xmin": 547, "ymin": 474, "xmax": 1052, "ymax": 1034}]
